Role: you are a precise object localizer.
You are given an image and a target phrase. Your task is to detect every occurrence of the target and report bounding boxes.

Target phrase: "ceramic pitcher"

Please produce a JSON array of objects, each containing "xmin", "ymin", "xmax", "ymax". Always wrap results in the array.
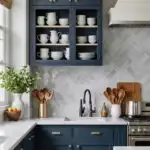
[{"xmin": 50, "ymin": 30, "xmax": 61, "ymax": 44}]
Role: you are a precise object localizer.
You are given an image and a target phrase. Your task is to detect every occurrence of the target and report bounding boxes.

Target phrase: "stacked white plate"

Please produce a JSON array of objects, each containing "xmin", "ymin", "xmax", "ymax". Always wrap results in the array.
[{"xmin": 78, "ymin": 52, "xmax": 95, "ymax": 60}]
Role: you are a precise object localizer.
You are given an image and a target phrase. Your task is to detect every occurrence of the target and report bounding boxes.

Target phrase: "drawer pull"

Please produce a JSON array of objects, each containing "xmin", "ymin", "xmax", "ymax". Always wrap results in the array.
[
  {"xmin": 90, "ymin": 132, "xmax": 101, "ymax": 135},
  {"xmin": 52, "ymin": 131, "xmax": 61, "ymax": 135}
]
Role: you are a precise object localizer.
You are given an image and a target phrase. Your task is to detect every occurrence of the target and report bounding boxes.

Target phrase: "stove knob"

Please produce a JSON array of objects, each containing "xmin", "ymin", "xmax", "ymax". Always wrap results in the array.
[
  {"xmin": 137, "ymin": 128, "xmax": 142, "ymax": 133},
  {"xmin": 131, "ymin": 128, "xmax": 136, "ymax": 133}
]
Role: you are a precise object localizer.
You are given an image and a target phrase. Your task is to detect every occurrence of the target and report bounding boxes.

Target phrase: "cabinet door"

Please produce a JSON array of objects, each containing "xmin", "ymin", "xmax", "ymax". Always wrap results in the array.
[
  {"xmin": 75, "ymin": 145, "xmax": 112, "ymax": 150},
  {"xmin": 74, "ymin": 0, "xmax": 101, "ymax": 6},
  {"xmin": 73, "ymin": 6, "xmax": 103, "ymax": 65},
  {"xmin": 32, "ymin": 0, "xmax": 72, "ymax": 6},
  {"xmin": 22, "ymin": 130, "xmax": 35, "ymax": 150},
  {"xmin": 14, "ymin": 143, "xmax": 23, "ymax": 150},
  {"xmin": 30, "ymin": 6, "xmax": 74, "ymax": 66}
]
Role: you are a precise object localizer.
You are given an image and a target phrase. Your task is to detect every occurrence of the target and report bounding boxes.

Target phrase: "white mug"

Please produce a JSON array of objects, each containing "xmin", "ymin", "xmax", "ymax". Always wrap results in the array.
[
  {"xmin": 88, "ymin": 35, "xmax": 96, "ymax": 44},
  {"xmin": 60, "ymin": 34, "xmax": 69, "ymax": 44},
  {"xmin": 38, "ymin": 48, "xmax": 50, "ymax": 60},
  {"xmin": 37, "ymin": 16, "xmax": 45, "ymax": 25},
  {"xmin": 87, "ymin": 17, "xmax": 96, "ymax": 26},
  {"xmin": 77, "ymin": 15, "xmax": 86, "ymax": 26},
  {"xmin": 37, "ymin": 34, "xmax": 49, "ymax": 44},
  {"xmin": 59, "ymin": 18, "xmax": 69, "ymax": 26}
]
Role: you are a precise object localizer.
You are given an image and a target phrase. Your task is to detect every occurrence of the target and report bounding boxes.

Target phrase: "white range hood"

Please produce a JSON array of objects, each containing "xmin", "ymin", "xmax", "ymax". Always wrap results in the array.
[{"xmin": 109, "ymin": 0, "xmax": 150, "ymax": 26}]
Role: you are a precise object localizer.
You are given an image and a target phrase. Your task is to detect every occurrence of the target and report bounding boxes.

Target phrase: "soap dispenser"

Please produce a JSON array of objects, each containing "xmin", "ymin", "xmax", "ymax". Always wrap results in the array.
[{"xmin": 100, "ymin": 103, "xmax": 108, "ymax": 117}]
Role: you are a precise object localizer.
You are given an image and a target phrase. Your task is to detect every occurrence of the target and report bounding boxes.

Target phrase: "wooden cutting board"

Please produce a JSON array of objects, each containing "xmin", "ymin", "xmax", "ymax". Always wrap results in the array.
[{"xmin": 117, "ymin": 82, "xmax": 142, "ymax": 114}]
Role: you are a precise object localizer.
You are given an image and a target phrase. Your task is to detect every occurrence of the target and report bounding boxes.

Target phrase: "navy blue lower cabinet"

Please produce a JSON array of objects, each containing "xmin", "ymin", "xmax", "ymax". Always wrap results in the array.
[{"xmin": 14, "ymin": 143, "xmax": 23, "ymax": 150}]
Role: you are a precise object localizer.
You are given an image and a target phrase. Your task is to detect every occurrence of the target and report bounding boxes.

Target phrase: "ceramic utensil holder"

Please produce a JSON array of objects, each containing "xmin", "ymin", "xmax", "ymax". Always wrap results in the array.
[
  {"xmin": 111, "ymin": 104, "xmax": 121, "ymax": 118},
  {"xmin": 39, "ymin": 102, "xmax": 48, "ymax": 118}
]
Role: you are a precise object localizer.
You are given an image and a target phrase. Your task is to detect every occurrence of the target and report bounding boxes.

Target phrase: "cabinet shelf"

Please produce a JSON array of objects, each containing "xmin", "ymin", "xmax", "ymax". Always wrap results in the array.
[
  {"xmin": 76, "ymin": 25, "xmax": 98, "ymax": 28},
  {"xmin": 76, "ymin": 43, "xmax": 98, "ymax": 46},
  {"xmin": 36, "ymin": 43, "xmax": 69, "ymax": 46},
  {"xmin": 36, "ymin": 25, "xmax": 70, "ymax": 28}
]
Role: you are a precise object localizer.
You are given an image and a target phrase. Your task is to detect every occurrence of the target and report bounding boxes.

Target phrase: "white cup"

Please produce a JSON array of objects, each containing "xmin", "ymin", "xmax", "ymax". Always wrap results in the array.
[
  {"xmin": 60, "ymin": 34, "xmax": 69, "ymax": 44},
  {"xmin": 77, "ymin": 36, "xmax": 87, "ymax": 44},
  {"xmin": 77, "ymin": 15, "xmax": 86, "ymax": 26},
  {"xmin": 37, "ymin": 34, "xmax": 49, "ymax": 44},
  {"xmin": 88, "ymin": 35, "xmax": 96, "ymax": 44},
  {"xmin": 87, "ymin": 17, "xmax": 96, "ymax": 26},
  {"xmin": 37, "ymin": 16, "xmax": 45, "ymax": 25},
  {"xmin": 59, "ymin": 18, "xmax": 69, "ymax": 26},
  {"xmin": 38, "ymin": 48, "xmax": 50, "ymax": 60}
]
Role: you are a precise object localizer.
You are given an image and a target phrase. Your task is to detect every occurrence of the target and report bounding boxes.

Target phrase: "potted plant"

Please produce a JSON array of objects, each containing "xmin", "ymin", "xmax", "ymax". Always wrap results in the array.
[{"xmin": 0, "ymin": 66, "xmax": 40, "ymax": 119}]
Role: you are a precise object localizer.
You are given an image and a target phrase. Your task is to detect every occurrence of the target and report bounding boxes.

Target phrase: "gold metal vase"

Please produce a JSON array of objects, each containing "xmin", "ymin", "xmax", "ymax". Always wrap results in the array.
[{"xmin": 39, "ymin": 102, "xmax": 48, "ymax": 118}]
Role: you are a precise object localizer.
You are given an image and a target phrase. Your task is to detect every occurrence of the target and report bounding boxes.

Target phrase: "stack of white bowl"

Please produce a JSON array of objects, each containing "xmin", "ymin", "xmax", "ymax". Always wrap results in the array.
[
  {"xmin": 51, "ymin": 51, "xmax": 63, "ymax": 60},
  {"xmin": 78, "ymin": 52, "xmax": 95, "ymax": 60}
]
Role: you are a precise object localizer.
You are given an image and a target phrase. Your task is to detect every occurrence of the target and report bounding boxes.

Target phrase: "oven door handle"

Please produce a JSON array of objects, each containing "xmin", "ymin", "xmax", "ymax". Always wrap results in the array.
[{"xmin": 132, "ymin": 137, "xmax": 150, "ymax": 141}]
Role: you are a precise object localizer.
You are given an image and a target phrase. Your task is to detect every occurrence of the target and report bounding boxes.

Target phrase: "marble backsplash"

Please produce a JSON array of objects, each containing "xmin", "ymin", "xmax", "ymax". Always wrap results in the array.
[{"xmin": 31, "ymin": 0, "xmax": 150, "ymax": 118}]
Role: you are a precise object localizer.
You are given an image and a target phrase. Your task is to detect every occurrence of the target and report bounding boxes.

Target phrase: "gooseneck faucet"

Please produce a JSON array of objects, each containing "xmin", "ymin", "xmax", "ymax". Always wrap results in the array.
[{"xmin": 79, "ymin": 89, "xmax": 96, "ymax": 117}]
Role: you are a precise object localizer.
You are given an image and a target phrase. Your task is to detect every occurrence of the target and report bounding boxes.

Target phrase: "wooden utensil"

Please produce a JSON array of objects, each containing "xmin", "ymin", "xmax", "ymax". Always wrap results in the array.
[
  {"xmin": 118, "ymin": 89, "xmax": 125, "ymax": 104},
  {"xmin": 45, "ymin": 90, "xmax": 54, "ymax": 102},
  {"xmin": 38, "ymin": 91, "xmax": 45, "ymax": 103},
  {"xmin": 104, "ymin": 91, "xmax": 111, "ymax": 102},
  {"xmin": 106, "ymin": 87, "xmax": 112, "ymax": 95}
]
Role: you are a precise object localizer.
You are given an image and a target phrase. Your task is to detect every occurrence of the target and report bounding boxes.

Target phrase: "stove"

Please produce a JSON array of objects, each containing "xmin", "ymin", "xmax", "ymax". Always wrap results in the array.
[{"xmin": 126, "ymin": 102, "xmax": 150, "ymax": 146}]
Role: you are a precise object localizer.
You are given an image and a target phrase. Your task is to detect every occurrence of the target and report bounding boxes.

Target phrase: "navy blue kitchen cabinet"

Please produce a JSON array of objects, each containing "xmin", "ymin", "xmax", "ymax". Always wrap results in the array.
[
  {"xmin": 35, "ymin": 125, "xmax": 127, "ymax": 150},
  {"xmin": 22, "ymin": 129, "xmax": 35, "ymax": 150},
  {"xmin": 31, "ymin": 0, "xmax": 100, "ymax": 6},
  {"xmin": 29, "ymin": 0, "xmax": 103, "ymax": 66}
]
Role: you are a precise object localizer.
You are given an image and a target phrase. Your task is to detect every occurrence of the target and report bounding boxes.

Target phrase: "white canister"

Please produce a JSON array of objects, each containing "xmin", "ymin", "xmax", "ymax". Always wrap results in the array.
[{"xmin": 111, "ymin": 104, "xmax": 121, "ymax": 118}]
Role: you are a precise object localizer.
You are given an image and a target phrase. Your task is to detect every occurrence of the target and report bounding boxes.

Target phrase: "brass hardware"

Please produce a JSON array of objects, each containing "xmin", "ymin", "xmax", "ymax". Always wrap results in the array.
[
  {"xmin": 76, "ymin": 145, "xmax": 80, "ymax": 149},
  {"xmin": 68, "ymin": 145, "xmax": 72, "ymax": 148},
  {"xmin": 52, "ymin": 131, "xmax": 61, "ymax": 135},
  {"xmin": 90, "ymin": 132, "xmax": 101, "ymax": 135},
  {"xmin": 74, "ymin": 0, "xmax": 78, "ymax": 2}
]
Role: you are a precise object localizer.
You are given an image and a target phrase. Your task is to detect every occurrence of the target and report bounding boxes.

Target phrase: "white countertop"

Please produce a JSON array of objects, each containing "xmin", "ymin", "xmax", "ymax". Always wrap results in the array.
[
  {"xmin": 0, "ymin": 117, "xmax": 128, "ymax": 150},
  {"xmin": 114, "ymin": 147, "xmax": 150, "ymax": 150}
]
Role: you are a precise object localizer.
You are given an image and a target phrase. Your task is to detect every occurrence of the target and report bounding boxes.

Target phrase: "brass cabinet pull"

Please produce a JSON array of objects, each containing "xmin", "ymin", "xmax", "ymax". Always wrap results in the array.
[
  {"xmin": 76, "ymin": 145, "xmax": 80, "ymax": 149},
  {"xmin": 90, "ymin": 132, "xmax": 101, "ymax": 135},
  {"xmin": 52, "ymin": 131, "xmax": 61, "ymax": 135},
  {"xmin": 68, "ymin": 145, "xmax": 72, "ymax": 148}
]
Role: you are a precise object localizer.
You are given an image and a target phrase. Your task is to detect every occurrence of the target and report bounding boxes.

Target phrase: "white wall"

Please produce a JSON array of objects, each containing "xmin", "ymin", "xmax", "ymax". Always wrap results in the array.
[{"xmin": 10, "ymin": 0, "xmax": 31, "ymax": 119}]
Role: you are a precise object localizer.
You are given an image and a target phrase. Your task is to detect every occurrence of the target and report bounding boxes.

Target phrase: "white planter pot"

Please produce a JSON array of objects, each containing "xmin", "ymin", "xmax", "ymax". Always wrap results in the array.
[
  {"xmin": 11, "ymin": 93, "xmax": 24, "ymax": 119},
  {"xmin": 111, "ymin": 104, "xmax": 121, "ymax": 118}
]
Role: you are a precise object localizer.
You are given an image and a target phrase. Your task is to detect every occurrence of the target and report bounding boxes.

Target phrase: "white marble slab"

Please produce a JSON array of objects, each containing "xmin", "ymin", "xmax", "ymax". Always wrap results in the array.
[{"xmin": 0, "ymin": 118, "xmax": 128, "ymax": 150}]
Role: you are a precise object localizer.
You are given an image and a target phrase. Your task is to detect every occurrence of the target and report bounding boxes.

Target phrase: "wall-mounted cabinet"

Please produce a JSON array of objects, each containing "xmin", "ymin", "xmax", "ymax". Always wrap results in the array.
[{"xmin": 29, "ymin": 1, "xmax": 103, "ymax": 66}]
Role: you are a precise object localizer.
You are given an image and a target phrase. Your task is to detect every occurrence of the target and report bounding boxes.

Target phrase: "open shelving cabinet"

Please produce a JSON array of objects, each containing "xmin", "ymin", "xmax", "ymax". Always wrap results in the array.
[{"xmin": 29, "ymin": 5, "xmax": 103, "ymax": 66}]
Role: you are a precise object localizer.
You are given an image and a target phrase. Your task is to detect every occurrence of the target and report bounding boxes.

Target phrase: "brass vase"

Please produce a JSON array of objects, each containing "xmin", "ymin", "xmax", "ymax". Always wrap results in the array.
[{"xmin": 39, "ymin": 102, "xmax": 48, "ymax": 118}]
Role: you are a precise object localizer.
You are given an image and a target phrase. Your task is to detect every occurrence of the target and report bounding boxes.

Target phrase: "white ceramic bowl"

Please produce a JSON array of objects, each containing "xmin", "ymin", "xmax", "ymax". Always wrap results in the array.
[
  {"xmin": 77, "ymin": 36, "xmax": 87, "ymax": 44},
  {"xmin": 79, "ymin": 55, "xmax": 94, "ymax": 60},
  {"xmin": 79, "ymin": 52, "xmax": 95, "ymax": 57},
  {"xmin": 59, "ymin": 18, "xmax": 69, "ymax": 26},
  {"xmin": 51, "ymin": 51, "xmax": 63, "ymax": 60}
]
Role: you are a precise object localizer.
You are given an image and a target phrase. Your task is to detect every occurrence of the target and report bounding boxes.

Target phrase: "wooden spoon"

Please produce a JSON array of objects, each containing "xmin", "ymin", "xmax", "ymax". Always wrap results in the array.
[
  {"xmin": 38, "ymin": 91, "xmax": 45, "ymax": 103},
  {"xmin": 106, "ymin": 87, "xmax": 112, "ymax": 95},
  {"xmin": 45, "ymin": 90, "xmax": 54, "ymax": 102},
  {"xmin": 118, "ymin": 89, "xmax": 125, "ymax": 104},
  {"xmin": 103, "ymin": 91, "xmax": 111, "ymax": 102}
]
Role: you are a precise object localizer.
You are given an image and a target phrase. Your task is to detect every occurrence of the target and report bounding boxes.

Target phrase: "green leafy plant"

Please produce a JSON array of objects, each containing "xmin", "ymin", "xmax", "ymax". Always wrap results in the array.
[{"xmin": 0, "ymin": 66, "xmax": 40, "ymax": 93}]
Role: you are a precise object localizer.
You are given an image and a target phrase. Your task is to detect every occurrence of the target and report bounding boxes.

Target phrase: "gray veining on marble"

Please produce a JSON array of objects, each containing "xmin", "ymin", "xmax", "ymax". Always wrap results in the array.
[{"xmin": 31, "ymin": 0, "xmax": 150, "ymax": 118}]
